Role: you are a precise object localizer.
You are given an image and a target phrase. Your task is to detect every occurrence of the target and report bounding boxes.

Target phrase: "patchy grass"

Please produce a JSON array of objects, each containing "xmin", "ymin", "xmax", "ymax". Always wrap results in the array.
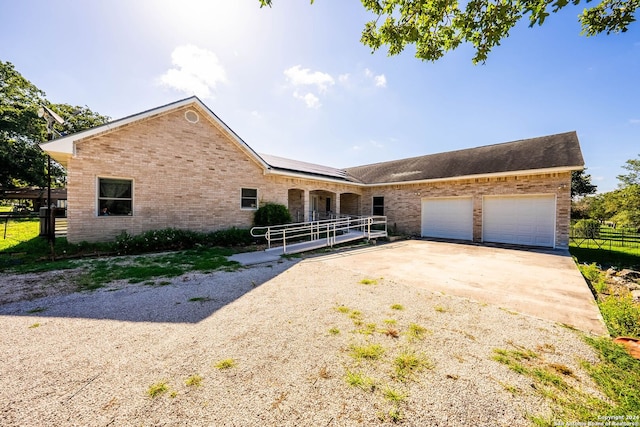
[
  {"xmin": 581, "ymin": 336, "xmax": 640, "ymax": 418},
  {"xmin": 188, "ymin": 296, "xmax": 212, "ymax": 303},
  {"xmin": 355, "ymin": 323, "xmax": 378, "ymax": 335},
  {"xmin": 350, "ymin": 344, "xmax": 385, "ymax": 361},
  {"xmin": 405, "ymin": 323, "xmax": 430, "ymax": 342},
  {"xmin": 394, "ymin": 350, "xmax": 433, "ymax": 381},
  {"xmin": 390, "ymin": 303, "xmax": 404, "ymax": 311},
  {"xmin": 345, "ymin": 370, "xmax": 376, "ymax": 391},
  {"xmin": 328, "ymin": 327, "xmax": 340, "ymax": 335},
  {"xmin": 214, "ymin": 358, "xmax": 237, "ymax": 370},
  {"xmin": 26, "ymin": 307, "xmax": 47, "ymax": 314},
  {"xmin": 28, "ymin": 323, "xmax": 41, "ymax": 329},
  {"xmin": 335, "ymin": 305, "xmax": 350, "ymax": 314},
  {"xmin": 359, "ymin": 278, "xmax": 379, "ymax": 285},
  {"xmin": 491, "ymin": 344, "xmax": 617, "ymax": 424},
  {"xmin": 382, "ymin": 386, "xmax": 407, "ymax": 402},
  {"xmin": 185, "ymin": 374, "xmax": 203, "ymax": 387},
  {"xmin": 147, "ymin": 381, "xmax": 169, "ymax": 398}
]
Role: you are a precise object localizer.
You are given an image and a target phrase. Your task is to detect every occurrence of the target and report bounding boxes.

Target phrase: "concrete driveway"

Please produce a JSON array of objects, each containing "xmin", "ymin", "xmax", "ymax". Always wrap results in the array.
[{"xmin": 306, "ymin": 240, "xmax": 608, "ymax": 335}]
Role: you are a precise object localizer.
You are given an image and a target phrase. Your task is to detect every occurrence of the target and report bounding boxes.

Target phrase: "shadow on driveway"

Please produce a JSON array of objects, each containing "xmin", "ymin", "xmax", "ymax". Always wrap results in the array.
[{"xmin": 0, "ymin": 259, "xmax": 299, "ymax": 323}]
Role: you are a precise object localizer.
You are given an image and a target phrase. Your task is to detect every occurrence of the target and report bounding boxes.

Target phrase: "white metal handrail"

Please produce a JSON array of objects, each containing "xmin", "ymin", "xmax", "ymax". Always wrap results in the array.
[{"xmin": 251, "ymin": 215, "xmax": 387, "ymax": 252}]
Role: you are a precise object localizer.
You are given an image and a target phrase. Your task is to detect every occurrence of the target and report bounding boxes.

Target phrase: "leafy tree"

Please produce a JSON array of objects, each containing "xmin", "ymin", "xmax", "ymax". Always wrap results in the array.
[
  {"xmin": 259, "ymin": 0, "xmax": 638, "ymax": 63},
  {"xmin": 571, "ymin": 169, "xmax": 597, "ymax": 199},
  {"xmin": 617, "ymin": 155, "xmax": 640, "ymax": 187},
  {"xmin": 0, "ymin": 61, "xmax": 109, "ymax": 192}
]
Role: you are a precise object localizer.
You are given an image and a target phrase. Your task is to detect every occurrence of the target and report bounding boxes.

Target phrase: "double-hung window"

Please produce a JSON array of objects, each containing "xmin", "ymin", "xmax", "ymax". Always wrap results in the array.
[
  {"xmin": 98, "ymin": 178, "xmax": 133, "ymax": 216},
  {"xmin": 241, "ymin": 188, "xmax": 258, "ymax": 209}
]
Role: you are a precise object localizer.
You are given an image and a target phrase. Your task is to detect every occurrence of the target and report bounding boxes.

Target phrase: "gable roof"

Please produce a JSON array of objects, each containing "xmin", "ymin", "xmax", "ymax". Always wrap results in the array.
[
  {"xmin": 345, "ymin": 131, "xmax": 584, "ymax": 185},
  {"xmin": 39, "ymin": 96, "xmax": 269, "ymax": 170}
]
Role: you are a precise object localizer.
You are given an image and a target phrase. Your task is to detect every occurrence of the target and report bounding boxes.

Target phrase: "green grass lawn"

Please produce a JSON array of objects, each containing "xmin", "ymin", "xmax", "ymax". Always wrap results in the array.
[{"xmin": 0, "ymin": 217, "xmax": 42, "ymax": 252}]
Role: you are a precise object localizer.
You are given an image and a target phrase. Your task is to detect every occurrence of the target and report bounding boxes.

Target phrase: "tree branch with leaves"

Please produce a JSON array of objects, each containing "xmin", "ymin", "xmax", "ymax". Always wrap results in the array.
[{"xmin": 259, "ymin": 0, "xmax": 638, "ymax": 63}]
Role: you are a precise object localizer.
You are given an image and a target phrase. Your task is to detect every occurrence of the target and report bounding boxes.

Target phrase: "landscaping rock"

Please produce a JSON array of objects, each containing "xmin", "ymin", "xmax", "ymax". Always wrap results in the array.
[{"xmin": 618, "ymin": 269, "xmax": 640, "ymax": 282}]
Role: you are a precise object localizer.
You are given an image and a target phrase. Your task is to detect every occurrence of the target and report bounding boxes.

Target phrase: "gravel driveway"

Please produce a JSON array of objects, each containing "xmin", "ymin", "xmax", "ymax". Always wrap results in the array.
[{"xmin": 0, "ymin": 250, "xmax": 607, "ymax": 426}]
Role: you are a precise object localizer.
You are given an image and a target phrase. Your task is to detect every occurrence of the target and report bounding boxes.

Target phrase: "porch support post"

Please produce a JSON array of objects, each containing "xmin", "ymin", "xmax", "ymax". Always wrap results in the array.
[
  {"xmin": 335, "ymin": 194, "xmax": 341, "ymax": 218},
  {"xmin": 303, "ymin": 190, "xmax": 310, "ymax": 222}
]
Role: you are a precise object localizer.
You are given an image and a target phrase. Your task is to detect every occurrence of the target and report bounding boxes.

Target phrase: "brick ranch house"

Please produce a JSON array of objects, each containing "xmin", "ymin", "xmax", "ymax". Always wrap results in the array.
[{"xmin": 40, "ymin": 97, "xmax": 584, "ymax": 248}]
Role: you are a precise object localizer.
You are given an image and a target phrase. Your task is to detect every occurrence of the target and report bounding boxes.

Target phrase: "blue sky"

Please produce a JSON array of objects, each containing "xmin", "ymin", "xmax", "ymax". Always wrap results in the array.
[{"xmin": 2, "ymin": 0, "xmax": 638, "ymax": 192}]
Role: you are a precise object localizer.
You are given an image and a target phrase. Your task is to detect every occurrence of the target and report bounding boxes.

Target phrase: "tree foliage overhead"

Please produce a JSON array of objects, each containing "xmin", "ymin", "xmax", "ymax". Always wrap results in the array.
[
  {"xmin": 0, "ymin": 61, "xmax": 110, "ymax": 191},
  {"xmin": 259, "ymin": 0, "xmax": 638, "ymax": 63},
  {"xmin": 571, "ymin": 169, "xmax": 597, "ymax": 198}
]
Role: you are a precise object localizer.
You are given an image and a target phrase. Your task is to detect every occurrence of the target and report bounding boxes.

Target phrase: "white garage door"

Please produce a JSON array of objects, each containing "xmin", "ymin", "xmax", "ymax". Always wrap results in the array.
[
  {"xmin": 421, "ymin": 197, "xmax": 473, "ymax": 241},
  {"xmin": 483, "ymin": 195, "xmax": 556, "ymax": 247}
]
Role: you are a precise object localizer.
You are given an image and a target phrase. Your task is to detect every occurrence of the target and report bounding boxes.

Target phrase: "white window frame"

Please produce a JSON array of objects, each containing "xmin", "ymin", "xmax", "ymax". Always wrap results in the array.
[
  {"xmin": 97, "ymin": 177, "xmax": 134, "ymax": 217},
  {"xmin": 241, "ymin": 188, "xmax": 258, "ymax": 210}
]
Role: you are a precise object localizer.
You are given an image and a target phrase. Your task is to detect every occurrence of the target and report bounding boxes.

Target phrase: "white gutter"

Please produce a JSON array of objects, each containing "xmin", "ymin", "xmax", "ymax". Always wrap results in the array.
[{"xmin": 265, "ymin": 165, "xmax": 581, "ymax": 188}]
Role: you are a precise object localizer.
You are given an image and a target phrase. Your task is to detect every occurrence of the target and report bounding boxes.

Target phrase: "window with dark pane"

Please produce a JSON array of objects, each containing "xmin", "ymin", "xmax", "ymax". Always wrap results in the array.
[
  {"xmin": 98, "ymin": 178, "xmax": 132, "ymax": 216},
  {"xmin": 372, "ymin": 196, "xmax": 384, "ymax": 216}
]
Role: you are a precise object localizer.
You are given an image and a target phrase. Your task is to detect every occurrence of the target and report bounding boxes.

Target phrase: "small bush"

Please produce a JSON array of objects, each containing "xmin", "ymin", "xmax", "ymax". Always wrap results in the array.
[
  {"xmin": 114, "ymin": 227, "xmax": 252, "ymax": 254},
  {"xmin": 207, "ymin": 227, "xmax": 253, "ymax": 247},
  {"xmin": 598, "ymin": 294, "xmax": 640, "ymax": 337},
  {"xmin": 253, "ymin": 203, "xmax": 292, "ymax": 226},
  {"xmin": 579, "ymin": 263, "xmax": 609, "ymax": 294},
  {"xmin": 114, "ymin": 228, "xmax": 201, "ymax": 254},
  {"xmin": 573, "ymin": 219, "xmax": 601, "ymax": 238}
]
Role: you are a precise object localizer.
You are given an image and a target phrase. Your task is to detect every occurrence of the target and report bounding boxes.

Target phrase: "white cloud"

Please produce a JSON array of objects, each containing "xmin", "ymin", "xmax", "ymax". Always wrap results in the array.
[
  {"xmin": 338, "ymin": 73, "xmax": 350, "ymax": 84},
  {"xmin": 251, "ymin": 110, "xmax": 263, "ymax": 119},
  {"xmin": 159, "ymin": 45, "xmax": 227, "ymax": 98},
  {"xmin": 284, "ymin": 65, "xmax": 334, "ymax": 93},
  {"xmin": 369, "ymin": 139, "xmax": 384, "ymax": 148},
  {"xmin": 293, "ymin": 91, "xmax": 321, "ymax": 109},
  {"xmin": 364, "ymin": 68, "xmax": 387, "ymax": 88}
]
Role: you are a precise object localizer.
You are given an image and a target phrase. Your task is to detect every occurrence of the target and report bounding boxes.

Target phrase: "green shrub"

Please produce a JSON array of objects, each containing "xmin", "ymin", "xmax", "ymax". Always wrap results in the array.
[
  {"xmin": 114, "ymin": 227, "xmax": 252, "ymax": 254},
  {"xmin": 114, "ymin": 228, "xmax": 201, "ymax": 254},
  {"xmin": 574, "ymin": 219, "xmax": 601, "ymax": 238},
  {"xmin": 578, "ymin": 263, "xmax": 609, "ymax": 294},
  {"xmin": 598, "ymin": 294, "xmax": 640, "ymax": 337},
  {"xmin": 254, "ymin": 203, "xmax": 292, "ymax": 226},
  {"xmin": 207, "ymin": 227, "xmax": 253, "ymax": 246}
]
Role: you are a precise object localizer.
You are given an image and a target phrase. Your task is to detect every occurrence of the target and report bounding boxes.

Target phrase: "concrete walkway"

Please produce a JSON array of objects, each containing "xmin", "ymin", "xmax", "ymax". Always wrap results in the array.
[{"xmin": 229, "ymin": 239, "xmax": 608, "ymax": 335}]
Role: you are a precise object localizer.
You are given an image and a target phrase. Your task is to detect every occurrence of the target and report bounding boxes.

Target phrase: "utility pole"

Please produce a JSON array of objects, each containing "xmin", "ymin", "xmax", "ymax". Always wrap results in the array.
[{"xmin": 38, "ymin": 106, "xmax": 64, "ymax": 259}]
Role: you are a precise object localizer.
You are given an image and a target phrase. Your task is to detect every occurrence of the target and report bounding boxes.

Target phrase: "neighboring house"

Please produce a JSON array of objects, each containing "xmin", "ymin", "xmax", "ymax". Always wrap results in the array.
[{"xmin": 40, "ymin": 97, "xmax": 584, "ymax": 248}]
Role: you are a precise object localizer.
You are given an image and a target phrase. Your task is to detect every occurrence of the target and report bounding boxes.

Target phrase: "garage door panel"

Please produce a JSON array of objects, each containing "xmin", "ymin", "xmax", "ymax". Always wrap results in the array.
[
  {"xmin": 421, "ymin": 197, "xmax": 473, "ymax": 241},
  {"xmin": 483, "ymin": 195, "xmax": 555, "ymax": 247}
]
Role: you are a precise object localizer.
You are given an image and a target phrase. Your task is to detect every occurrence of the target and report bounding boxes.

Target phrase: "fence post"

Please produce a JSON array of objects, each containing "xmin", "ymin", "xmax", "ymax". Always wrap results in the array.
[{"xmin": 282, "ymin": 229, "xmax": 286, "ymax": 254}]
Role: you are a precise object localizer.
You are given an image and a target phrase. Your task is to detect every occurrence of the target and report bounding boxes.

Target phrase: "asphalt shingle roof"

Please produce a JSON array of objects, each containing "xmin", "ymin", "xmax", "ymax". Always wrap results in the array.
[{"xmin": 344, "ymin": 131, "xmax": 584, "ymax": 184}]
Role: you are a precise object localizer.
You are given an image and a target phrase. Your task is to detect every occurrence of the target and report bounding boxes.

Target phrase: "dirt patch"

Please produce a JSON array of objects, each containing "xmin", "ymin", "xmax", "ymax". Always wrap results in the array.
[{"xmin": 0, "ymin": 270, "xmax": 82, "ymax": 305}]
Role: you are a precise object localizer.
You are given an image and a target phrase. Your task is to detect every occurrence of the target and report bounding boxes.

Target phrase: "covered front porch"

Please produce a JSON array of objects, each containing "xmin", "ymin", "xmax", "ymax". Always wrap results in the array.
[{"xmin": 287, "ymin": 189, "xmax": 362, "ymax": 222}]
